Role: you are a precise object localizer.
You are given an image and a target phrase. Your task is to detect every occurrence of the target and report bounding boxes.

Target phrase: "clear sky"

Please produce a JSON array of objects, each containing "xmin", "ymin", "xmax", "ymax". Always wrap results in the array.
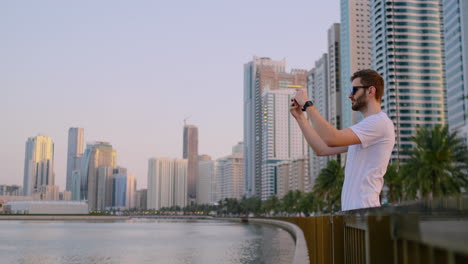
[{"xmin": 1, "ymin": 0, "xmax": 340, "ymax": 190}]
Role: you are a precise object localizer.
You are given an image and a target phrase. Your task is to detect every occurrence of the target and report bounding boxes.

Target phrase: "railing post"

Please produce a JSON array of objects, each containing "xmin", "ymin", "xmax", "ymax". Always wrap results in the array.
[
  {"xmin": 332, "ymin": 215, "xmax": 344, "ymax": 264},
  {"xmin": 316, "ymin": 216, "xmax": 332, "ymax": 263},
  {"xmin": 366, "ymin": 215, "xmax": 393, "ymax": 264}
]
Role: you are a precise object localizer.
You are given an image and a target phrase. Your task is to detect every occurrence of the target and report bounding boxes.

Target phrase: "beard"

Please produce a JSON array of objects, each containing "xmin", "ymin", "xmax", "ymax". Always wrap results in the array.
[{"xmin": 351, "ymin": 93, "xmax": 367, "ymax": 111}]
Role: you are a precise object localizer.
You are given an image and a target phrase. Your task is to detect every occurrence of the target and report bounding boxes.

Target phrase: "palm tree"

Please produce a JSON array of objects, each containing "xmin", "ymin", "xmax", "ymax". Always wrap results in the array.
[
  {"xmin": 297, "ymin": 191, "xmax": 316, "ymax": 216},
  {"xmin": 261, "ymin": 196, "xmax": 280, "ymax": 215},
  {"xmin": 383, "ymin": 162, "xmax": 404, "ymax": 203},
  {"xmin": 281, "ymin": 190, "xmax": 303, "ymax": 214},
  {"xmin": 313, "ymin": 160, "xmax": 344, "ymax": 212},
  {"xmin": 402, "ymin": 125, "xmax": 468, "ymax": 199}
]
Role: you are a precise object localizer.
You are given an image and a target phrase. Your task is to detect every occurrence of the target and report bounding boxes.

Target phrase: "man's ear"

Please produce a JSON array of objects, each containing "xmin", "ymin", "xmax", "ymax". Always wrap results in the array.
[{"xmin": 368, "ymin": 86, "xmax": 376, "ymax": 98}]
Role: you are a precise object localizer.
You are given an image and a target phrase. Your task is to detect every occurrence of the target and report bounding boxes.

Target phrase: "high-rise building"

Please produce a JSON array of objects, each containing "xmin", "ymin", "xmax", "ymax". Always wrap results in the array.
[
  {"xmin": 0, "ymin": 185, "xmax": 22, "ymax": 196},
  {"xmin": 71, "ymin": 170, "xmax": 81, "ymax": 200},
  {"xmin": 371, "ymin": 0, "xmax": 446, "ymax": 160},
  {"xmin": 23, "ymin": 135, "xmax": 55, "ymax": 196},
  {"xmin": 38, "ymin": 185, "xmax": 59, "ymax": 200},
  {"xmin": 340, "ymin": 0, "xmax": 372, "ymax": 129},
  {"xmin": 261, "ymin": 88, "xmax": 308, "ymax": 199},
  {"xmin": 443, "ymin": 0, "xmax": 468, "ymax": 142},
  {"xmin": 232, "ymin": 142, "xmax": 243, "ymax": 154},
  {"xmin": 66, "ymin": 128, "xmax": 84, "ymax": 192},
  {"xmin": 198, "ymin": 159, "xmax": 215, "ymax": 204},
  {"xmin": 328, "ymin": 23, "xmax": 343, "ymax": 135},
  {"xmin": 81, "ymin": 142, "xmax": 116, "ymax": 211},
  {"xmin": 174, "ymin": 159, "xmax": 188, "ymax": 208},
  {"xmin": 183, "ymin": 124, "xmax": 198, "ymax": 202},
  {"xmin": 243, "ymin": 56, "xmax": 307, "ymax": 198},
  {"xmin": 113, "ymin": 172, "xmax": 136, "ymax": 209},
  {"xmin": 244, "ymin": 57, "xmax": 286, "ymax": 198},
  {"xmin": 135, "ymin": 189, "xmax": 147, "ymax": 210},
  {"xmin": 308, "ymin": 54, "xmax": 331, "ymax": 186},
  {"xmin": 217, "ymin": 152, "xmax": 244, "ymax": 200},
  {"xmin": 147, "ymin": 158, "xmax": 187, "ymax": 210},
  {"xmin": 276, "ymin": 157, "xmax": 310, "ymax": 198}
]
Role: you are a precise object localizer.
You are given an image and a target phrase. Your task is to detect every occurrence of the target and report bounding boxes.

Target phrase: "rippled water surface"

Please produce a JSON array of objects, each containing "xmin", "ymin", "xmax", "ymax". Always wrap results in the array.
[{"xmin": 0, "ymin": 219, "xmax": 295, "ymax": 264}]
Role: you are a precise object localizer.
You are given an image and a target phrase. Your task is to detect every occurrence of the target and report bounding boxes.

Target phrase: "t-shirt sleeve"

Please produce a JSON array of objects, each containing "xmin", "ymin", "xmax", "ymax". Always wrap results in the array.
[{"xmin": 349, "ymin": 115, "xmax": 385, "ymax": 148}]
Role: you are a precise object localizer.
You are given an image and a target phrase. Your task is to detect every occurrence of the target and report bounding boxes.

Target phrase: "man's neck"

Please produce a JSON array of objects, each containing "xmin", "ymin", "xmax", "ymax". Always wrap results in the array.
[{"xmin": 360, "ymin": 102, "xmax": 381, "ymax": 118}]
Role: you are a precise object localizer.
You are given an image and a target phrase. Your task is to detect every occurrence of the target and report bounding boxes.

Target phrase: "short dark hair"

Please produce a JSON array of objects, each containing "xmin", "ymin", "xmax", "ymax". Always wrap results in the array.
[{"xmin": 351, "ymin": 69, "xmax": 384, "ymax": 102}]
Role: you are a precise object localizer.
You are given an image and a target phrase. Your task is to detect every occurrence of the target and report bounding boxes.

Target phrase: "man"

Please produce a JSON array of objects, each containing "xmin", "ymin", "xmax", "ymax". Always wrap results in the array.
[{"xmin": 290, "ymin": 69, "xmax": 395, "ymax": 211}]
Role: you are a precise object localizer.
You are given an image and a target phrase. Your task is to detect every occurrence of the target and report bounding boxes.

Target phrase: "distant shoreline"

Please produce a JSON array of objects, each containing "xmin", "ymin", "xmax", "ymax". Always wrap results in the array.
[{"xmin": 0, "ymin": 215, "xmax": 130, "ymax": 221}]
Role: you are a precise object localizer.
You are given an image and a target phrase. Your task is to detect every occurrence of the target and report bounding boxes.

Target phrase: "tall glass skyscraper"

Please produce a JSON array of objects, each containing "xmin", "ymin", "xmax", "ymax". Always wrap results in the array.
[
  {"xmin": 371, "ymin": 0, "xmax": 446, "ymax": 160},
  {"xmin": 81, "ymin": 142, "xmax": 116, "ymax": 211},
  {"xmin": 243, "ymin": 57, "xmax": 307, "ymax": 198},
  {"xmin": 183, "ymin": 124, "xmax": 198, "ymax": 203},
  {"xmin": 66, "ymin": 127, "xmax": 84, "ymax": 192},
  {"xmin": 23, "ymin": 135, "xmax": 55, "ymax": 196},
  {"xmin": 340, "ymin": 0, "xmax": 372, "ymax": 129},
  {"xmin": 443, "ymin": 0, "xmax": 468, "ymax": 142}
]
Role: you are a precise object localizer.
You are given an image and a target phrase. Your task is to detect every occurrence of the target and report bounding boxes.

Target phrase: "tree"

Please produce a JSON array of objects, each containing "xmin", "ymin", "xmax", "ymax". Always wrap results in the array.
[
  {"xmin": 239, "ymin": 196, "xmax": 262, "ymax": 215},
  {"xmin": 297, "ymin": 191, "xmax": 316, "ymax": 216},
  {"xmin": 281, "ymin": 190, "xmax": 303, "ymax": 214},
  {"xmin": 402, "ymin": 125, "xmax": 468, "ymax": 199},
  {"xmin": 313, "ymin": 160, "xmax": 344, "ymax": 212},
  {"xmin": 261, "ymin": 196, "xmax": 280, "ymax": 215},
  {"xmin": 383, "ymin": 162, "xmax": 404, "ymax": 203}
]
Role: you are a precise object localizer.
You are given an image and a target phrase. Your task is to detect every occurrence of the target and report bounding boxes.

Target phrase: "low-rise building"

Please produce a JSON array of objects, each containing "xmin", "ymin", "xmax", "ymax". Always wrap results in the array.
[{"xmin": 3, "ymin": 200, "xmax": 88, "ymax": 214}]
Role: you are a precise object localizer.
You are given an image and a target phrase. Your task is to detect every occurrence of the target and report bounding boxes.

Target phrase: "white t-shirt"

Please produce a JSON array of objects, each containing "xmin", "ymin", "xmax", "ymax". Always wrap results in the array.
[{"xmin": 341, "ymin": 111, "xmax": 395, "ymax": 211}]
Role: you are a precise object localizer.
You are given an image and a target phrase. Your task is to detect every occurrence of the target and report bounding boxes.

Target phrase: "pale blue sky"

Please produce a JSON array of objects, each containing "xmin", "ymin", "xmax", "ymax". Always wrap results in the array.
[{"xmin": 1, "ymin": 0, "xmax": 339, "ymax": 189}]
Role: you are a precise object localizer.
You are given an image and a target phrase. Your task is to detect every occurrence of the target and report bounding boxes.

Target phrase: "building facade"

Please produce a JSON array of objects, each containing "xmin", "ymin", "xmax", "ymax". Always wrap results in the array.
[
  {"xmin": 261, "ymin": 88, "xmax": 308, "ymax": 199},
  {"xmin": 0, "ymin": 185, "xmax": 22, "ymax": 196},
  {"xmin": 197, "ymin": 159, "xmax": 216, "ymax": 204},
  {"xmin": 113, "ymin": 173, "xmax": 136, "ymax": 209},
  {"xmin": 218, "ymin": 153, "xmax": 244, "ymax": 200},
  {"xmin": 183, "ymin": 124, "xmax": 198, "ymax": 203},
  {"xmin": 276, "ymin": 157, "xmax": 310, "ymax": 198},
  {"xmin": 340, "ymin": 0, "xmax": 372, "ymax": 129},
  {"xmin": 81, "ymin": 142, "xmax": 116, "ymax": 211},
  {"xmin": 23, "ymin": 135, "xmax": 55, "ymax": 196},
  {"xmin": 66, "ymin": 127, "xmax": 84, "ymax": 192},
  {"xmin": 371, "ymin": 0, "xmax": 446, "ymax": 160},
  {"xmin": 443, "ymin": 0, "xmax": 468, "ymax": 142},
  {"xmin": 243, "ymin": 56, "xmax": 307, "ymax": 198},
  {"xmin": 147, "ymin": 158, "xmax": 187, "ymax": 210}
]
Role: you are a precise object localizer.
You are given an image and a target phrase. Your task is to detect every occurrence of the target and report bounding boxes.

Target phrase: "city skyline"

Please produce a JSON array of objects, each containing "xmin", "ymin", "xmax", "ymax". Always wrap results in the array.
[{"xmin": 1, "ymin": 0, "xmax": 340, "ymax": 189}]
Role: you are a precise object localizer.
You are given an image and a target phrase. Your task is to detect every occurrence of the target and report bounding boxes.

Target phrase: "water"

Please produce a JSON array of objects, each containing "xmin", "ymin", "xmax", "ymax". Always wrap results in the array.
[{"xmin": 0, "ymin": 219, "xmax": 295, "ymax": 264}]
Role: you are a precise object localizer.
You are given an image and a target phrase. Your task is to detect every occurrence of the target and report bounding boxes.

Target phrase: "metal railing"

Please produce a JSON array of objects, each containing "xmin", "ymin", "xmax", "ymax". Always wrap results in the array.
[{"xmin": 274, "ymin": 196, "xmax": 468, "ymax": 264}]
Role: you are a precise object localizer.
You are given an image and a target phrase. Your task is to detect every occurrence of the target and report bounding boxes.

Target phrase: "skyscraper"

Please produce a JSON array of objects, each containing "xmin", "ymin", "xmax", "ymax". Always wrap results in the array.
[
  {"xmin": 183, "ymin": 124, "xmax": 198, "ymax": 203},
  {"xmin": 197, "ymin": 159, "xmax": 215, "ymax": 204},
  {"xmin": 113, "ymin": 172, "xmax": 136, "ymax": 209},
  {"xmin": 66, "ymin": 127, "xmax": 84, "ymax": 192},
  {"xmin": 371, "ymin": 0, "xmax": 446, "ymax": 159},
  {"xmin": 261, "ymin": 88, "xmax": 308, "ymax": 199},
  {"xmin": 173, "ymin": 159, "xmax": 188, "ymax": 208},
  {"xmin": 147, "ymin": 158, "xmax": 187, "ymax": 210},
  {"xmin": 81, "ymin": 142, "xmax": 116, "ymax": 211},
  {"xmin": 243, "ymin": 56, "xmax": 307, "ymax": 198},
  {"xmin": 308, "ymin": 55, "xmax": 331, "ymax": 185},
  {"xmin": 217, "ymin": 152, "xmax": 244, "ymax": 200},
  {"xmin": 23, "ymin": 135, "xmax": 55, "ymax": 196},
  {"xmin": 443, "ymin": 0, "xmax": 468, "ymax": 142},
  {"xmin": 340, "ymin": 0, "xmax": 372, "ymax": 129}
]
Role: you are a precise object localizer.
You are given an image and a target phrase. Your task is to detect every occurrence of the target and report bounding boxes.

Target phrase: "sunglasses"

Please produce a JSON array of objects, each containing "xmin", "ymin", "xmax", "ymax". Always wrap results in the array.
[{"xmin": 350, "ymin": 85, "xmax": 371, "ymax": 95}]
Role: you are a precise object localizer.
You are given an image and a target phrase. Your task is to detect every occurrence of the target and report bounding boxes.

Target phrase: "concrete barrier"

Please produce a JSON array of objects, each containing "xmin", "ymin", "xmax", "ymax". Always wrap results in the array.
[{"xmin": 249, "ymin": 218, "xmax": 310, "ymax": 264}]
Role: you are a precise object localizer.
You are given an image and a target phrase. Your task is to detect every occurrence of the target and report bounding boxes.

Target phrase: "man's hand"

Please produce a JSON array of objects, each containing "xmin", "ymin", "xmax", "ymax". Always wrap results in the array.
[
  {"xmin": 290, "ymin": 99, "xmax": 304, "ymax": 120},
  {"xmin": 294, "ymin": 88, "xmax": 310, "ymax": 107}
]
